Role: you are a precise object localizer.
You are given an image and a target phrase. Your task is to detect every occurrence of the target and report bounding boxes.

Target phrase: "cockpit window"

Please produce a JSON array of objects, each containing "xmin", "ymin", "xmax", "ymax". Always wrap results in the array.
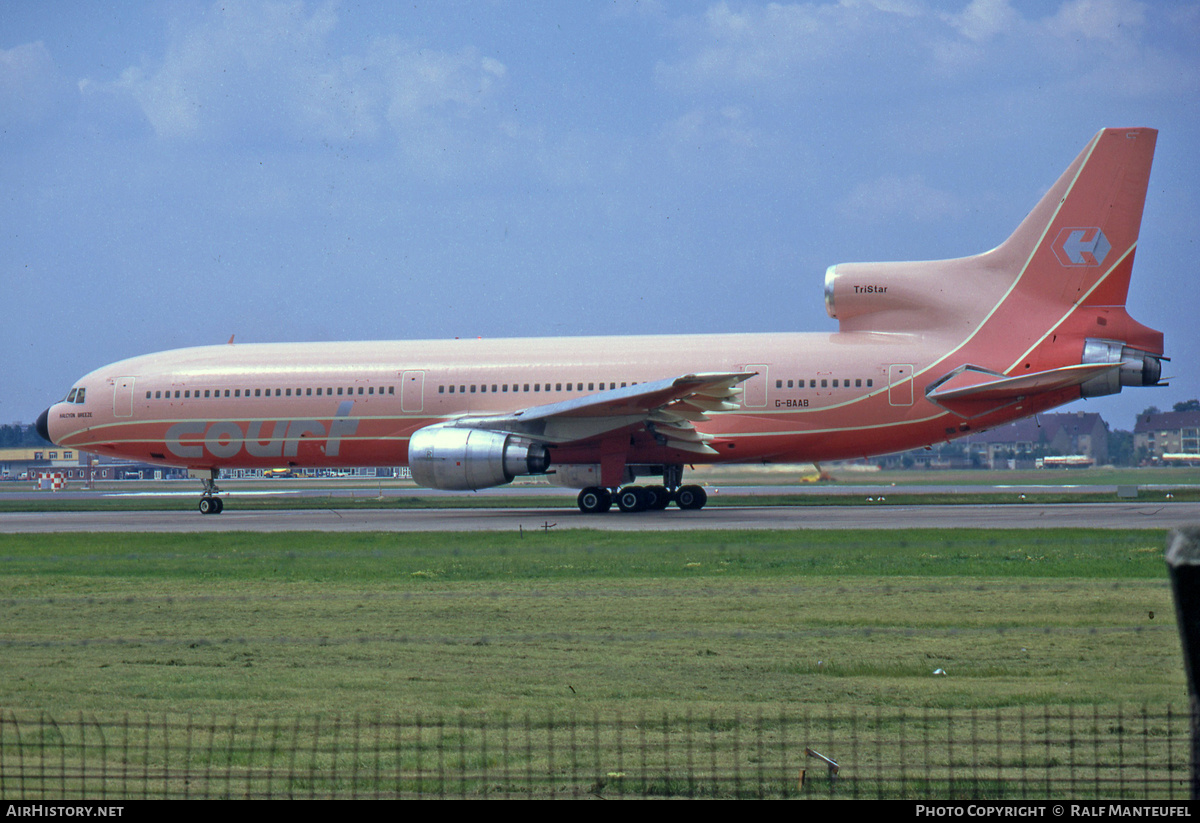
[
  {"xmin": 66, "ymin": 389, "xmax": 77, "ymax": 403},
  {"xmin": 63, "ymin": 387, "xmax": 86, "ymax": 404},
  {"xmin": 75, "ymin": 388, "xmax": 85, "ymax": 404}
]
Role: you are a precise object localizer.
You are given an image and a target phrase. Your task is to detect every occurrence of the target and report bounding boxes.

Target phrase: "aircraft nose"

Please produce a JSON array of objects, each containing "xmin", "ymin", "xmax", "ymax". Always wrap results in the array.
[{"xmin": 35, "ymin": 407, "xmax": 52, "ymax": 444}]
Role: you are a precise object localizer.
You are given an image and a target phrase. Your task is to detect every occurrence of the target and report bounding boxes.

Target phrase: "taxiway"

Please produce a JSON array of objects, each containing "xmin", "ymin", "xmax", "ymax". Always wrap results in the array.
[{"xmin": 1, "ymin": 502, "xmax": 1197, "ymax": 533}]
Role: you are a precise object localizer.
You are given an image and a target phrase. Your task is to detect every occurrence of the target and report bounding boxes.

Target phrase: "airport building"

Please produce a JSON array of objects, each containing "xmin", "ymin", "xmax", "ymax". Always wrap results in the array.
[
  {"xmin": 1133, "ymin": 410, "xmax": 1200, "ymax": 464},
  {"xmin": 0, "ymin": 447, "xmax": 189, "ymax": 483},
  {"xmin": 1, "ymin": 445, "xmax": 409, "ymax": 484},
  {"xmin": 935, "ymin": 412, "xmax": 1110, "ymax": 470}
]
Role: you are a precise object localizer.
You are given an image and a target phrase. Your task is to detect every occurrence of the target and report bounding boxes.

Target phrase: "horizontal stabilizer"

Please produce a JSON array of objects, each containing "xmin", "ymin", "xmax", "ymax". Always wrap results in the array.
[
  {"xmin": 927, "ymin": 363, "xmax": 1118, "ymax": 403},
  {"xmin": 926, "ymin": 362, "xmax": 1120, "ymax": 419}
]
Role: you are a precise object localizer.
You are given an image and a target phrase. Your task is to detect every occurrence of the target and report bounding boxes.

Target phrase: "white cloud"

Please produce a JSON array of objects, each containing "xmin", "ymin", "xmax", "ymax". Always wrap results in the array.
[
  {"xmin": 1045, "ymin": 0, "xmax": 1145, "ymax": 44},
  {"xmin": 837, "ymin": 174, "xmax": 962, "ymax": 225},
  {"xmin": 0, "ymin": 41, "xmax": 67, "ymax": 125},
  {"xmin": 86, "ymin": 0, "xmax": 511, "ymax": 160},
  {"xmin": 944, "ymin": 0, "xmax": 1021, "ymax": 42},
  {"xmin": 661, "ymin": 106, "xmax": 759, "ymax": 156},
  {"xmin": 656, "ymin": 1, "xmax": 889, "ymax": 93},
  {"xmin": 657, "ymin": 0, "xmax": 1183, "ymax": 101}
]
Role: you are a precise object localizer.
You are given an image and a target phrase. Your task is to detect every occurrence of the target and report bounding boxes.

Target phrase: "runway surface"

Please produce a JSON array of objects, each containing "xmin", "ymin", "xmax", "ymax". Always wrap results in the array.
[{"xmin": 2, "ymin": 502, "xmax": 1197, "ymax": 532}]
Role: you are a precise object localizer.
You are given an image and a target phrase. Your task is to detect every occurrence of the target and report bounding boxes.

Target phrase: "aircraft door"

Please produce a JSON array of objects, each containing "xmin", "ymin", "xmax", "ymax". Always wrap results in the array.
[
  {"xmin": 401, "ymin": 370, "xmax": 425, "ymax": 413},
  {"xmin": 888, "ymin": 364, "xmax": 914, "ymax": 406},
  {"xmin": 113, "ymin": 377, "xmax": 136, "ymax": 418},
  {"xmin": 740, "ymin": 365, "xmax": 769, "ymax": 407}
]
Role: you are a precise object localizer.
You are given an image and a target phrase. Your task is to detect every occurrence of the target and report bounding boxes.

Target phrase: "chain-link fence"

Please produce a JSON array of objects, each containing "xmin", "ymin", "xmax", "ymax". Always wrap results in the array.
[{"xmin": 0, "ymin": 706, "xmax": 1189, "ymax": 799}]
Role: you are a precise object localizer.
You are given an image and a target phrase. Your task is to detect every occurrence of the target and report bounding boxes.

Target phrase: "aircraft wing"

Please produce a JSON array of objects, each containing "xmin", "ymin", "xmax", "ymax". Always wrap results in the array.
[{"xmin": 442, "ymin": 371, "xmax": 755, "ymax": 455}]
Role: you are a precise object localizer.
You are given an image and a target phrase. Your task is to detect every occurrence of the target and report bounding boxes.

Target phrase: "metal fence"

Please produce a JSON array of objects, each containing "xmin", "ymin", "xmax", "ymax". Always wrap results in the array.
[{"xmin": 0, "ymin": 706, "xmax": 1189, "ymax": 799}]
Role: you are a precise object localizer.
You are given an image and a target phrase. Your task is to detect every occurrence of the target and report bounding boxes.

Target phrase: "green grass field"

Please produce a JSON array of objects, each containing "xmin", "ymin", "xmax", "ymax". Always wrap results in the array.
[
  {"xmin": 0, "ymin": 529, "xmax": 1184, "ymax": 719},
  {"xmin": 1, "ymin": 527, "xmax": 1189, "ymax": 798}
]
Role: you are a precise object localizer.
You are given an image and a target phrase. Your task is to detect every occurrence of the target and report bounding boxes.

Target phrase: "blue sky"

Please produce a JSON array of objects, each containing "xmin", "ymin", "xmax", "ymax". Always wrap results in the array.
[{"xmin": 3, "ymin": 0, "xmax": 1197, "ymax": 432}]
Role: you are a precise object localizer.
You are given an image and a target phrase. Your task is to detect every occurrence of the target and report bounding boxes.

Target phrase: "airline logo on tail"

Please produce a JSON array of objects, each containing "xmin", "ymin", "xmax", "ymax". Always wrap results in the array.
[{"xmin": 1052, "ymin": 227, "xmax": 1111, "ymax": 267}]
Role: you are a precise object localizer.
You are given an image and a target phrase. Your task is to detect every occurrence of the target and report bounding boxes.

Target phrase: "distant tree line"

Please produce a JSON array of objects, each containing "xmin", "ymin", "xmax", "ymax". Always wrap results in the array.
[{"xmin": 0, "ymin": 423, "xmax": 52, "ymax": 448}]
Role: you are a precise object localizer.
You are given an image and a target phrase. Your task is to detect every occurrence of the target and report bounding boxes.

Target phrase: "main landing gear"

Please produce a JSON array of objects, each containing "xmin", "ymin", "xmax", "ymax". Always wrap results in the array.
[
  {"xmin": 575, "ymin": 465, "xmax": 708, "ymax": 514},
  {"xmin": 198, "ymin": 469, "xmax": 225, "ymax": 515}
]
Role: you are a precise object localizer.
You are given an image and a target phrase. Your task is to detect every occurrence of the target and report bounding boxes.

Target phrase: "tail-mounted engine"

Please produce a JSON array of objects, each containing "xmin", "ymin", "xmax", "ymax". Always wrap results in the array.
[
  {"xmin": 408, "ymin": 424, "xmax": 551, "ymax": 491},
  {"xmin": 1079, "ymin": 338, "xmax": 1165, "ymax": 398}
]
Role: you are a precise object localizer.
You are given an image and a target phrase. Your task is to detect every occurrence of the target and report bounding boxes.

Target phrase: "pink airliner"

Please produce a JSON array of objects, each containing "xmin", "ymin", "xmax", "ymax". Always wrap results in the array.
[{"xmin": 38, "ymin": 128, "xmax": 1166, "ymax": 515}]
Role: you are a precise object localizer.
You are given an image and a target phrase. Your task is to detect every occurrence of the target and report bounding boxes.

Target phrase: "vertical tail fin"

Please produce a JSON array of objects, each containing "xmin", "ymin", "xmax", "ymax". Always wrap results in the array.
[
  {"xmin": 994, "ymin": 127, "xmax": 1157, "ymax": 315},
  {"xmin": 945, "ymin": 127, "xmax": 1165, "ymax": 405},
  {"xmin": 826, "ymin": 128, "xmax": 1162, "ymax": 362}
]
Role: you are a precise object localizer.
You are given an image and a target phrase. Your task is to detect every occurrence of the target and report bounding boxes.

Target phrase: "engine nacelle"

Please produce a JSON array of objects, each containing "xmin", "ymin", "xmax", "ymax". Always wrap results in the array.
[
  {"xmin": 408, "ymin": 424, "xmax": 550, "ymax": 491},
  {"xmin": 823, "ymin": 262, "xmax": 947, "ymax": 323},
  {"xmin": 1079, "ymin": 338, "xmax": 1163, "ymax": 398}
]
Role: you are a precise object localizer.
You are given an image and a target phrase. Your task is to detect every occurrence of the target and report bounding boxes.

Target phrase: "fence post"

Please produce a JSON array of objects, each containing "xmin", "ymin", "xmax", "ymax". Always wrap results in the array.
[{"xmin": 1165, "ymin": 526, "xmax": 1200, "ymax": 799}]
